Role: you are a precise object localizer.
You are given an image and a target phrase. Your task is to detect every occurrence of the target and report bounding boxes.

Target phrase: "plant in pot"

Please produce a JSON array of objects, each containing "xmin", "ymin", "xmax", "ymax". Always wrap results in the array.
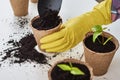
[
  {"xmin": 10, "ymin": 0, "xmax": 29, "ymax": 16},
  {"xmin": 83, "ymin": 25, "xmax": 119, "ymax": 76},
  {"xmin": 48, "ymin": 59, "xmax": 93, "ymax": 80}
]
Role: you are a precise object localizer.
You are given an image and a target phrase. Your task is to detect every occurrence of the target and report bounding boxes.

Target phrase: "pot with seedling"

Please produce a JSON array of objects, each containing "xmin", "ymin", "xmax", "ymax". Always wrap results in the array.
[
  {"xmin": 83, "ymin": 25, "xmax": 119, "ymax": 76},
  {"xmin": 48, "ymin": 59, "xmax": 93, "ymax": 80}
]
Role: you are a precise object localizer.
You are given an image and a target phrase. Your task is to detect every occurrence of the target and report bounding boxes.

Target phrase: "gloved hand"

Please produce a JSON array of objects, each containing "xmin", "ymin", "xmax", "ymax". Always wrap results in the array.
[{"xmin": 40, "ymin": 0, "xmax": 112, "ymax": 52}]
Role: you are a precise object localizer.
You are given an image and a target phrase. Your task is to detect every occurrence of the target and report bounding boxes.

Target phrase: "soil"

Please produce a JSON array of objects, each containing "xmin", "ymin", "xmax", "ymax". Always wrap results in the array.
[
  {"xmin": 84, "ymin": 35, "xmax": 116, "ymax": 53},
  {"xmin": 1, "ymin": 34, "xmax": 47, "ymax": 65},
  {"xmin": 51, "ymin": 62, "xmax": 91, "ymax": 80},
  {"xmin": 32, "ymin": 10, "xmax": 62, "ymax": 30},
  {"xmin": 13, "ymin": 17, "xmax": 29, "ymax": 28}
]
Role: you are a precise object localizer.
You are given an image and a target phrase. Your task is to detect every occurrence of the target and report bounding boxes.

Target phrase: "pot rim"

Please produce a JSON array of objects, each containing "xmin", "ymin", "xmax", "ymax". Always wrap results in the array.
[{"xmin": 30, "ymin": 15, "xmax": 62, "ymax": 31}]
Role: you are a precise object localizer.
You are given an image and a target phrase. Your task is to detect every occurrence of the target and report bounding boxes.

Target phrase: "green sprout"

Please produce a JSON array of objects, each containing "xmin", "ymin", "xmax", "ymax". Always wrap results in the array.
[
  {"xmin": 92, "ymin": 25, "xmax": 112, "ymax": 45},
  {"xmin": 57, "ymin": 62, "xmax": 85, "ymax": 75}
]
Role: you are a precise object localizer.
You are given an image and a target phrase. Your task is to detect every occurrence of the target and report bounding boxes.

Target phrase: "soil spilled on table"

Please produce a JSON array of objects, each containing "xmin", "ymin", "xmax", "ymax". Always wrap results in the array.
[{"xmin": 0, "ymin": 34, "xmax": 48, "ymax": 66}]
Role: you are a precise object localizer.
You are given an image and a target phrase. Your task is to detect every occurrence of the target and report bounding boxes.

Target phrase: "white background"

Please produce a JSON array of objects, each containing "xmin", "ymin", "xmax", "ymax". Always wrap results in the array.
[{"xmin": 0, "ymin": 0, "xmax": 120, "ymax": 80}]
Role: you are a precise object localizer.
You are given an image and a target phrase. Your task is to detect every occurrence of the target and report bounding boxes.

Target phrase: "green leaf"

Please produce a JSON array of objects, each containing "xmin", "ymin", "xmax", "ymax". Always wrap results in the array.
[
  {"xmin": 92, "ymin": 25, "xmax": 112, "ymax": 45},
  {"xmin": 93, "ymin": 32, "xmax": 102, "ymax": 42},
  {"xmin": 92, "ymin": 25, "xmax": 103, "ymax": 32},
  {"xmin": 57, "ymin": 63, "xmax": 85, "ymax": 76},
  {"xmin": 103, "ymin": 37, "xmax": 112, "ymax": 45},
  {"xmin": 57, "ymin": 64, "xmax": 71, "ymax": 71},
  {"xmin": 70, "ymin": 67, "xmax": 85, "ymax": 75}
]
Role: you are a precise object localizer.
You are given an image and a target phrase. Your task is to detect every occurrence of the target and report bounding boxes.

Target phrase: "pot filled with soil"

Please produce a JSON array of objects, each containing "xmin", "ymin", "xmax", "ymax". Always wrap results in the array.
[
  {"xmin": 83, "ymin": 31, "xmax": 119, "ymax": 76},
  {"xmin": 10, "ymin": 0, "xmax": 29, "ymax": 16},
  {"xmin": 48, "ymin": 59, "xmax": 93, "ymax": 80},
  {"xmin": 30, "ymin": 10, "xmax": 62, "ymax": 52},
  {"xmin": 31, "ymin": 0, "xmax": 38, "ymax": 3}
]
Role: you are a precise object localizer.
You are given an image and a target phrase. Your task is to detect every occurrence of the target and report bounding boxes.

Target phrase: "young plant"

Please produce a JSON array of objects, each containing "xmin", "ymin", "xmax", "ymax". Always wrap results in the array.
[
  {"xmin": 92, "ymin": 25, "xmax": 112, "ymax": 45},
  {"xmin": 57, "ymin": 62, "xmax": 85, "ymax": 75}
]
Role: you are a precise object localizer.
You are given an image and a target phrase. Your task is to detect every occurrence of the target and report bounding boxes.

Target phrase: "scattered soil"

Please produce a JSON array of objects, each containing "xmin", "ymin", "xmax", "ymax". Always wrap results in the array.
[
  {"xmin": 16, "ymin": 17, "xmax": 29, "ymax": 28},
  {"xmin": 84, "ymin": 35, "xmax": 116, "ymax": 53},
  {"xmin": 1, "ymin": 34, "xmax": 47, "ymax": 65},
  {"xmin": 51, "ymin": 62, "xmax": 91, "ymax": 80},
  {"xmin": 32, "ymin": 10, "xmax": 62, "ymax": 30},
  {"xmin": 13, "ymin": 17, "xmax": 29, "ymax": 28}
]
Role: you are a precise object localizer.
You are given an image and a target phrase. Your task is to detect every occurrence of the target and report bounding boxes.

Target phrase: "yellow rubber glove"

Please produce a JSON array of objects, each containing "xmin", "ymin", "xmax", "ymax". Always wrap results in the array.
[{"xmin": 40, "ymin": 0, "xmax": 112, "ymax": 52}]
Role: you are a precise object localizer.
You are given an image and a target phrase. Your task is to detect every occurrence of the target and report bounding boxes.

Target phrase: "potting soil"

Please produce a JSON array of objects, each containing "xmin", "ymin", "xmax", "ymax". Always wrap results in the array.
[
  {"xmin": 32, "ymin": 10, "xmax": 62, "ymax": 30},
  {"xmin": 0, "ymin": 34, "xmax": 47, "ymax": 66}
]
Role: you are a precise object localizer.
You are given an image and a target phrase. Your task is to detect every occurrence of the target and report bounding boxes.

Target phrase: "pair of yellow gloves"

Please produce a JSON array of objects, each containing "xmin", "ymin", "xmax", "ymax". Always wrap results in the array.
[{"xmin": 40, "ymin": 0, "xmax": 112, "ymax": 52}]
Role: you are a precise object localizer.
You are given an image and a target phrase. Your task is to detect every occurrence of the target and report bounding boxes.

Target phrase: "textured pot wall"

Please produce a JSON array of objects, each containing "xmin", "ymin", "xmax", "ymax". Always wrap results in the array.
[
  {"xmin": 30, "ymin": 16, "xmax": 62, "ymax": 52},
  {"xmin": 83, "ymin": 32, "xmax": 119, "ymax": 76},
  {"xmin": 10, "ymin": 0, "xmax": 29, "ymax": 16}
]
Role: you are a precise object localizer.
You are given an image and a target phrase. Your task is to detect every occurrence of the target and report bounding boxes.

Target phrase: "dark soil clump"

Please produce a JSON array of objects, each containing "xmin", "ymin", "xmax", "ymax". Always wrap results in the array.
[
  {"xmin": 32, "ymin": 10, "xmax": 62, "ymax": 30},
  {"xmin": 84, "ymin": 35, "xmax": 116, "ymax": 53},
  {"xmin": 51, "ymin": 62, "xmax": 91, "ymax": 80},
  {"xmin": 1, "ymin": 34, "xmax": 47, "ymax": 64}
]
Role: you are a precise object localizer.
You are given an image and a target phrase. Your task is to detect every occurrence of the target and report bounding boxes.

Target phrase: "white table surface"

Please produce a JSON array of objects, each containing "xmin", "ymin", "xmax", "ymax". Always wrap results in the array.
[{"xmin": 0, "ymin": 0, "xmax": 120, "ymax": 80}]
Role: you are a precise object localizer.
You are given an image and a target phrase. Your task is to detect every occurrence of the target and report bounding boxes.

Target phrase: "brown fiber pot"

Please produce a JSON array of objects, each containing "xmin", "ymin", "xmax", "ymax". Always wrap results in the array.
[
  {"xmin": 48, "ymin": 59, "xmax": 93, "ymax": 80},
  {"xmin": 31, "ymin": 0, "xmax": 38, "ymax": 3},
  {"xmin": 10, "ymin": 0, "xmax": 29, "ymax": 16},
  {"xmin": 83, "ymin": 32, "xmax": 119, "ymax": 76},
  {"xmin": 30, "ymin": 16, "xmax": 62, "ymax": 52}
]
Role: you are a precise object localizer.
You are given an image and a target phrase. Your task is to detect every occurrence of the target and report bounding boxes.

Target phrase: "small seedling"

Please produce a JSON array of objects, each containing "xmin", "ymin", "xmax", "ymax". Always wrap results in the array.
[
  {"xmin": 57, "ymin": 62, "xmax": 85, "ymax": 75},
  {"xmin": 92, "ymin": 25, "xmax": 112, "ymax": 45}
]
